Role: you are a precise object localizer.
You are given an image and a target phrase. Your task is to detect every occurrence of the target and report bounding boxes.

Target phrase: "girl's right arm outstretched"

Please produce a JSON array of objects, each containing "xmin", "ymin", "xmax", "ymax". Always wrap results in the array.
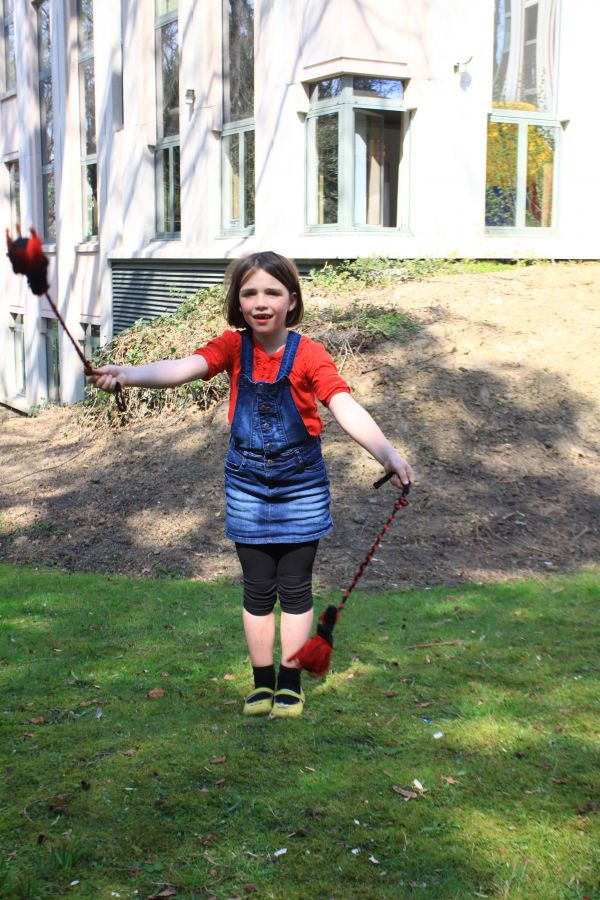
[{"xmin": 92, "ymin": 354, "xmax": 209, "ymax": 393}]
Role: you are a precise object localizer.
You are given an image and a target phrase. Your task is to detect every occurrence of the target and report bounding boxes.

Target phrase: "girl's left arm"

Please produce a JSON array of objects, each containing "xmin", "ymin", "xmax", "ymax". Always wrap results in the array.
[{"xmin": 327, "ymin": 391, "xmax": 414, "ymax": 488}]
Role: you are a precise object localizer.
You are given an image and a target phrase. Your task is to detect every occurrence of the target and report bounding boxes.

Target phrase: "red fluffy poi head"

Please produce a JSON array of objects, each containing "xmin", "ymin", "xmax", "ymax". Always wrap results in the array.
[
  {"xmin": 6, "ymin": 227, "xmax": 49, "ymax": 295},
  {"xmin": 288, "ymin": 634, "xmax": 333, "ymax": 677},
  {"xmin": 287, "ymin": 604, "xmax": 339, "ymax": 677}
]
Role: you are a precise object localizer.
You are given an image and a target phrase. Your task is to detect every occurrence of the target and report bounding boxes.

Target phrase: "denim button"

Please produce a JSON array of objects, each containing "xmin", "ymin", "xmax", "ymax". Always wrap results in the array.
[
  {"xmin": 266, "ymin": 443, "xmax": 273, "ymax": 450},
  {"xmin": 260, "ymin": 403, "xmax": 270, "ymax": 411},
  {"xmin": 267, "ymin": 459, "xmax": 274, "ymax": 466},
  {"xmin": 262, "ymin": 423, "xmax": 271, "ymax": 431}
]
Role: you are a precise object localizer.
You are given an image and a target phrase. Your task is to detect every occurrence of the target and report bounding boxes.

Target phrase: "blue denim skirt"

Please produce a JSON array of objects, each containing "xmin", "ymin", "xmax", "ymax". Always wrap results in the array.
[{"xmin": 224, "ymin": 440, "xmax": 333, "ymax": 544}]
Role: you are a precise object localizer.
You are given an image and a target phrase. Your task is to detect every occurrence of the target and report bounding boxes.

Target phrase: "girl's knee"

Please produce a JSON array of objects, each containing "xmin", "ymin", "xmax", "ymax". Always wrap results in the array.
[
  {"xmin": 278, "ymin": 575, "xmax": 313, "ymax": 614},
  {"xmin": 243, "ymin": 578, "xmax": 277, "ymax": 616}
]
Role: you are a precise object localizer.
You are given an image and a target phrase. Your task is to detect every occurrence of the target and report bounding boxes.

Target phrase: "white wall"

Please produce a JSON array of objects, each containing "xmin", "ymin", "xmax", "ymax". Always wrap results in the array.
[{"xmin": 1, "ymin": 0, "xmax": 598, "ymax": 412}]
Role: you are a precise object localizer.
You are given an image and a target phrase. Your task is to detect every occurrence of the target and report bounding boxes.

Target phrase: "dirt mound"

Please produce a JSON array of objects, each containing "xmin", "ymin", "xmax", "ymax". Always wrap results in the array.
[{"xmin": 1, "ymin": 262, "xmax": 598, "ymax": 592}]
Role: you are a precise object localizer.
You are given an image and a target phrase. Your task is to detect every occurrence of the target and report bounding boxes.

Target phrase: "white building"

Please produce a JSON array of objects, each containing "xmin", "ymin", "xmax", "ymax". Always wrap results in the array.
[{"xmin": 0, "ymin": 0, "xmax": 597, "ymax": 412}]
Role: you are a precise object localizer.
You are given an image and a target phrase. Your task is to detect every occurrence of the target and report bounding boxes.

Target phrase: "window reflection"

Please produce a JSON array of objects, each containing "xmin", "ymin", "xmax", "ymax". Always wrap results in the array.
[
  {"xmin": 492, "ymin": 0, "xmax": 557, "ymax": 112},
  {"xmin": 485, "ymin": 121, "xmax": 518, "ymax": 227},
  {"xmin": 526, "ymin": 124, "xmax": 554, "ymax": 226}
]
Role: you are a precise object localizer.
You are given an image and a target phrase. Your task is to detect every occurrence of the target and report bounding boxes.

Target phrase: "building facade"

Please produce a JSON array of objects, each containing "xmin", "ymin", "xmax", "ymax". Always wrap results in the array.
[{"xmin": 0, "ymin": 0, "xmax": 597, "ymax": 411}]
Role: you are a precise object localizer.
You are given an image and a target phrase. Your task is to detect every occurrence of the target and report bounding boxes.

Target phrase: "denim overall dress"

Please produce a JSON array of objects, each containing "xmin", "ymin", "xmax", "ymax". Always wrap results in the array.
[{"xmin": 224, "ymin": 329, "xmax": 333, "ymax": 544}]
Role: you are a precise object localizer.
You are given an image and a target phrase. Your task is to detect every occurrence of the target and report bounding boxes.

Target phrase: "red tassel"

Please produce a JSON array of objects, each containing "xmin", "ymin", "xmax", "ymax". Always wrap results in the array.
[{"xmin": 288, "ymin": 634, "xmax": 332, "ymax": 677}]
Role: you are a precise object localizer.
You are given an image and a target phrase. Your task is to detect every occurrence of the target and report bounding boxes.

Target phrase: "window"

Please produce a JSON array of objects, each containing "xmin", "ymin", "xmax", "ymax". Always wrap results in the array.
[
  {"xmin": 36, "ymin": 0, "xmax": 55, "ymax": 240},
  {"xmin": 306, "ymin": 76, "xmax": 408, "ymax": 230},
  {"xmin": 78, "ymin": 0, "xmax": 98, "ymax": 239},
  {"xmin": 2, "ymin": 0, "xmax": 15, "ymax": 92},
  {"xmin": 155, "ymin": 0, "xmax": 180, "ymax": 236},
  {"xmin": 41, "ymin": 317, "xmax": 60, "ymax": 402},
  {"xmin": 487, "ymin": 0, "xmax": 559, "ymax": 229},
  {"xmin": 10, "ymin": 313, "xmax": 26, "ymax": 396},
  {"xmin": 221, "ymin": 0, "xmax": 255, "ymax": 232},
  {"xmin": 6, "ymin": 159, "xmax": 20, "ymax": 233},
  {"xmin": 493, "ymin": 0, "xmax": 558, "ymax": 112},
  {"xmin": 485, "ymin": 119, "xmax": 557, "ymax": 227}
]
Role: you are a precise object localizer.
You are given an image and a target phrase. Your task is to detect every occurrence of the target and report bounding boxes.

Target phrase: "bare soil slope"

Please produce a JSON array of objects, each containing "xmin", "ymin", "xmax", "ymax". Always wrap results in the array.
[{"xmin": 1, "ymin": 262, "xmax": 598, "ymax": 593}]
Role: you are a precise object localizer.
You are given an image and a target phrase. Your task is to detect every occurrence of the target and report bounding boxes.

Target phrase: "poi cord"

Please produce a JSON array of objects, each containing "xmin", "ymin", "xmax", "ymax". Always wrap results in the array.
[
  {"xmin": 6, "ymin": 227, "xmax": 126, "ymax": 412},
  {"xmin": 289, "ymin": 473, "xmax": 410, "ymax": 676}
]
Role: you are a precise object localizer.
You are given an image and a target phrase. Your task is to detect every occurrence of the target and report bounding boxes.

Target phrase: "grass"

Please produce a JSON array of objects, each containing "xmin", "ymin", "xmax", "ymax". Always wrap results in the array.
[{"xmin": 1, "ymin": 565, "xmax": 599, "ymax": 899}]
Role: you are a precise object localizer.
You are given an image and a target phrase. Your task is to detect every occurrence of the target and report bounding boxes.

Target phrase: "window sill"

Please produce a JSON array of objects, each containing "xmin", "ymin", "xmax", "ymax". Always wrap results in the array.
[
  {"xmin": 304, "ymin": 226, "xmax": 413, "ymax": 235},
  {"xmin": 151, "ymin": 234, "xmax": 181, "ymax": 243},
  {"xmin": 484, "ymin": 227, "xmax": 558, "ymax": 236},
  {"xmin": 75, "ymin": 240, "xmax": 100, "ymax": 254}
]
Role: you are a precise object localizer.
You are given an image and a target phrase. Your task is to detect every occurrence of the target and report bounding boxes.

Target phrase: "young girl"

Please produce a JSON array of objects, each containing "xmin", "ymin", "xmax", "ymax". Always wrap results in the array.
[{"xmin": 92, "ymin": 252, "xmax": 414, "ymax": 719}]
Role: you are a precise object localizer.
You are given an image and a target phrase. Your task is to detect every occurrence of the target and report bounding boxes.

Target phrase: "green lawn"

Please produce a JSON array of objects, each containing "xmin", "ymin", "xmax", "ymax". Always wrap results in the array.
[{"xmin": 1, "ymin": 565, "xmax": 599, "ymax": 899}]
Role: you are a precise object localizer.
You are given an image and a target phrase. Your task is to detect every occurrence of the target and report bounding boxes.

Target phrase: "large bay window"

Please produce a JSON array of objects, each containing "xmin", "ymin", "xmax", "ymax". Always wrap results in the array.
[
  {"xmin": 221, "ymin": 0, "xmax": 255, "ymax": 232},
  {"xmin": 155, "ymin": 0, "xmax": 180, "ymax": 236},
  {"xmin": 486, "ymin": 0, "xmax": 560, "ymax": 230},
  {"xmin": 306, "ymin": 76, "xmax": 408, "ymax": 230}
]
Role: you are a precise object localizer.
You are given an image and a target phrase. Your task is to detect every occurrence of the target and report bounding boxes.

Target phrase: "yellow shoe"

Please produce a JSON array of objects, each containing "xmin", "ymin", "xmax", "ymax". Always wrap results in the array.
[
  {"xmin": 270, "ymin": 688, "xmax": 305, "ymax": 718},
  {"xmin": 243, "ymin": 687, "xmax": 275, "ymax": 716}
]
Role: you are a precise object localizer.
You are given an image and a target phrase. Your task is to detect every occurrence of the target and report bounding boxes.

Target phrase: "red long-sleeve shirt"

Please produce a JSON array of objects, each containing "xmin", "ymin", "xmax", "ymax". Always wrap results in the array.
[{"xmin": 194, "ymin": 330, "xmax": 350, "ymax": 437}]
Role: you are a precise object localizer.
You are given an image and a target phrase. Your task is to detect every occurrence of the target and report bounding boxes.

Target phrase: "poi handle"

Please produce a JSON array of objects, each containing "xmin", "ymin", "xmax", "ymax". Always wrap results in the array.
[{"xmin": 373, "ymin": 471, "xmax": 411, "ymax": 495}]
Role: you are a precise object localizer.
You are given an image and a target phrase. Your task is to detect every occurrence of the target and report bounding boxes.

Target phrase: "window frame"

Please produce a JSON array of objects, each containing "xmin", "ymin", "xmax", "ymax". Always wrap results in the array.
[
  {"xmin": 1, "ymin": 0, "xmax": 16, "ymax": 95},
  {"xmin": 40, "ymin": 315, "xmax": 60, "ymax": 403},
  {"xmin": 77, "ymin": 0, "xmax": 98, "ymax": 241},
  {"xmin": 485, "ymin": 106, "xmax": 561, "ymax": 234},
  {"xmin": 220, "ymin": 0, "xmax": 255, "ymax": 235},
  {"xmin": 154, "ymin": 2, "xmax": 180, "ymax": 239},
  {"xmin": 304, "ymin": 75, "xmax": 410, "ymax": 233},
  {"xmin": 220, "ymin": 118, "xmax": 255, "ymax": 235},
  {"xmin": 10, "ymin": 311, "xmax": 26, "ymax": 397},
  {"xmin": 6, "ymin": 157, "xmax": 20, "ymax": 233},
  {"xmin": 35, "ymin": 0, "xmax": 55, "ymax": 242}
]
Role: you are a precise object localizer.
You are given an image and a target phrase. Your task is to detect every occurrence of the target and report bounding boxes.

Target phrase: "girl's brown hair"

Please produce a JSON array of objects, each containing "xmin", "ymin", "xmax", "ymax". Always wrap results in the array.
[{"xmin": 223, "ymin": 251, "xmax": 304, "ymax": 328}]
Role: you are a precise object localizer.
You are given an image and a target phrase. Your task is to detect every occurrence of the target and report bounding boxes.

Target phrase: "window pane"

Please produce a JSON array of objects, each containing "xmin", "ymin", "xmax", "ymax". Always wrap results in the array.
[
  {"xmin": 223, "ymin": 132, "xmax": 240, "ymax": 227},
  {"xmin": 311, "ymin": 78, "xmax": 342, "ymax": 101},
  {"xmin": 243, "ymin": 129, "xmax": 255, "ymax": 227},
  {"xmin": 81, "ymin": 58, "xmax": 96, "ymax": 154},
  {"xmin": 353, "ymin": 77, "xmax": 404, "ymax": 100},
  {"xmin": 43, "ymin": 171, "xmax": 56, "ymax": 238},
  {"xmin": 354, "ymin": 111, "xmax": 400, "ymax": 227},
  {"xmin": 526, "ymin": 124, "xmax": 554, "ymax": 226},
  {"xmin": 5, "ymin": 0, "xmax": 16, "ymax": 89},
  {"xmin": 8, "ymin": 161, "xmax": 20, "ymax": 233},
  {"xmin": 13, "ymin": 314, "xmax": 26, "ymax": 396},
  {"xmin": 40, "ymin": 78, "xmax": 54, "ymax": 163},
  {"xmin": 78, "ymin": 0, "xmax": 94, "ymax": 50},
  {"xmin": 228, "ymin": 0, "xmax": 254, "ymax": 120},
  {"xmin": 83, "ymin": 162, "xmax": 98, "ymax": 237},
  {"xmin": 45, "ymin": 319, "xmax": 60, "ymax": 402},
  {"xmin": 159, "ymin": 20, "xmax": 179, "ymax": 137},
  {"xmin": 315, "ymin": 113, "xmax": 338, "ymax": 225},
  {"xmin": 492, "ymin": 0, "xmax": 557, "ymax": 111},
  {"xmin": 156, "ymin": 0, "xmax": 178, "ymax": 15},
  {"xmin": 37, "ymin": 1, "xmax": 51, "ymax": 71},
  {"xmin": 485, "ymin": 120, "xmax": 518, "ymax": 226}
]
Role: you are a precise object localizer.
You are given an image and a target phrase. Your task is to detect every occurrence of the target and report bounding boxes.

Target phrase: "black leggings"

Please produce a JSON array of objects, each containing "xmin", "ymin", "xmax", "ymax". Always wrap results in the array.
[{"xmin": 235, "ymin": 541, "xmax": 319, "ymax": 616}]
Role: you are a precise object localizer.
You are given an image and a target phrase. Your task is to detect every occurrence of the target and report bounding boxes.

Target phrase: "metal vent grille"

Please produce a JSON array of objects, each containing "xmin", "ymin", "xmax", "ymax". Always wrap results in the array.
[
  {"xmin": 110, "ymin": 260, "xmax": 228, "ymax": 334},
  {"xmin": 110, "ymin": 259, "xmax": 323, "ymax": 334}
]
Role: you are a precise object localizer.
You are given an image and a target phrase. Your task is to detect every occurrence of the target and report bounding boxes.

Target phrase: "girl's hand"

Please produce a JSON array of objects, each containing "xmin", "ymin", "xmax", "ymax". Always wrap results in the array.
[
  {"xmin": 383, "ymin": 452, "xmax": 414, "ymax": 490},
  {"xmin": 90, "ymin": 365, "xmax": 127, "ymax": 393}
]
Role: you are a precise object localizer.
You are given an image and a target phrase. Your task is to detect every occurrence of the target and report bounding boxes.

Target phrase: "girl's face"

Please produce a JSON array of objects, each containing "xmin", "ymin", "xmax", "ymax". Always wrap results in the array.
[{"xmin": 238, "ymin": 268, "xmax": 297, "ymax": 341}]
